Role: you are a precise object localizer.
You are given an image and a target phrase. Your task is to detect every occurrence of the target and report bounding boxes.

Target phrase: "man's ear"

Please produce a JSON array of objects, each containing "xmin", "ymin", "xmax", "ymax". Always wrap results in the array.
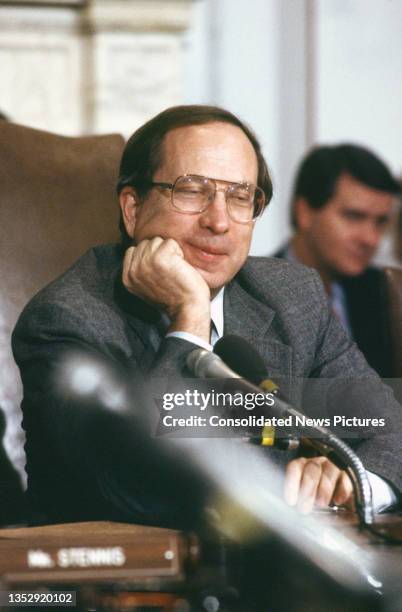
[
  {"xmin": 119, "ymin": 186, "xmax": 139, "ymax": 238},
  {"xmin": 294, "ymin": 197, "xmax": 315, "ymax": 232}
]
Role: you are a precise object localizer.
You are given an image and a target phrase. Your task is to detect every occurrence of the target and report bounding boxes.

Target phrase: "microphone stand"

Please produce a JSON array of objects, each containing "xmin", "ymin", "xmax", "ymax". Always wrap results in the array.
[
  {"xmin": 292, "ymin": 430, "xmax": 374, "ymax": 526},
  {"xmin": 255, "ymin": 398, "xmax": 375, "ymax": 526},
  {"xmin": 187, "ymin": 348, "xmax": 374, "ymax": 526}
]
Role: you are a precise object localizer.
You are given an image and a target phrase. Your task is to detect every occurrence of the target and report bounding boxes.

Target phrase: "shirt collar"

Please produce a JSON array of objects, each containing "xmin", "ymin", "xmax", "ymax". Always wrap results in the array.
[
  {"xmin": 211, "ymin": 287, "xmax": 224, "ymax": 339},
  {"xmin": 159, "ymin": 286, "xmax": 225, "ymax": 343}
]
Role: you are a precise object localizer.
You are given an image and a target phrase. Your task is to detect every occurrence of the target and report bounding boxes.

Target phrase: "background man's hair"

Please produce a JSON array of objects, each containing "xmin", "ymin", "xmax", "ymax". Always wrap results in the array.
[
  {"xmin": 117, "ymin": 104, "xmax": 273, "ymax": 244},
  {"xmin": 291, "ymin": 143, "xmax": 400, "ymax": 229}
]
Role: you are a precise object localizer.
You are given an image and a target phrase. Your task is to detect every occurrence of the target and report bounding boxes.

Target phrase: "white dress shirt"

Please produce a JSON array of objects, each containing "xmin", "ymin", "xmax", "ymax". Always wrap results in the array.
[{"xmin": 166, "ymin": 287, "xmax": 224, "ymax": 349}]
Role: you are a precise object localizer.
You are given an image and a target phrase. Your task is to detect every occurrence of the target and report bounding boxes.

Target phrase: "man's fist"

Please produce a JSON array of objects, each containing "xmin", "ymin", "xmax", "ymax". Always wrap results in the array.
[
  {"xmin": 284, "ymin": 456, "xmax": 354, "ymax": 514},
  {"xmin": 122, "ymin": 237, "xmax": 211, "ymax": 341}
]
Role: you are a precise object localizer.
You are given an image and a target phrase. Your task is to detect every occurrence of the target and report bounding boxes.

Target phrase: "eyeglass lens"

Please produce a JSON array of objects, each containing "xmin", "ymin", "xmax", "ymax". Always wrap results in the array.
[{"xmin": 172, "ymin": 176, "xmax": 263, "ymax": 222}]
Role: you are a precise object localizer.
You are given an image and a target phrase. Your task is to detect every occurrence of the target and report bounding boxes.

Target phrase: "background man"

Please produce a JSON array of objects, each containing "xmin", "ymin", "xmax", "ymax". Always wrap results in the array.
[
  {"xmin": 276, "ymin": 144, "xmax": 400, "ymax": 376},
  {"xmin": 13, "ymin": 107, "xmax": 401, "ymax": 526}
]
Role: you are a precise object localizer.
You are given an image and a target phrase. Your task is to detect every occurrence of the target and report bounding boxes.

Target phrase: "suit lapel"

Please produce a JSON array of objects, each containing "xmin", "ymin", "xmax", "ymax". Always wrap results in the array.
[
  {"xmin": 114, "ymin": 275, "xmax": 164, "ymax": 367},
  {"xmin": 126, "ymin": 311, "xmax": 163, "ymax": 353},
  {"xmin": 223, "ymin": 278, "xmax": 293, "ymax": 380}
]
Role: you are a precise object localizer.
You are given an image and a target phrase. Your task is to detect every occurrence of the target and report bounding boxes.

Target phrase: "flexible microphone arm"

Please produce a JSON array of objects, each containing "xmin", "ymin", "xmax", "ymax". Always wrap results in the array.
[
  {"xmin": 187, "ymin": 347, "xmax": 374, "ymax": 525},
  {"xmin": 297, "ymin": 430, "xmax": 374, "ymax": 525}
]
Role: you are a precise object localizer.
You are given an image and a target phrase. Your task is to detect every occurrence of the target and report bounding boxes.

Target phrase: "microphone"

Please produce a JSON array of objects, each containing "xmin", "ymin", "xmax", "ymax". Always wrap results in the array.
[
  {"xmin": 214, "ymin": 336, "xmax": 297, "ymax": 442},
  {"xmin": 213, "ymin": 335, "xmax": 332, "ymax": 443},
  {"xmin": 214, "ymin": 335, "xmax": 322, "ymax": 422},
  {"xmin": 186, "ymin": 347, "xmax": 294, "ymax": 446},
  {"xmin": 211, "ymin": 336, "xmax": 374, "ymax": 524},
  {"xmin": 213, "ymin": 336, "xmax": 307, "ymax": 447},
  {"xmin": 186, "ymin": 348, "xmax": 262, "ymax": 396},
  {"xmin": 214, "ymin": 334, "xmax": 280, "ymax": 394}
]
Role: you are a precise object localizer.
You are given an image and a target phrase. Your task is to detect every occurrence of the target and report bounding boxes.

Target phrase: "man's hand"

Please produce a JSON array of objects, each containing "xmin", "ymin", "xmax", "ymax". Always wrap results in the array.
[
  {"xmin": 284, "ymin": 456, "xmax": 354, "ymax": 514},
  {"xmin": 122, "ymin": 237, "xmax": 211, "ymax": 341}
]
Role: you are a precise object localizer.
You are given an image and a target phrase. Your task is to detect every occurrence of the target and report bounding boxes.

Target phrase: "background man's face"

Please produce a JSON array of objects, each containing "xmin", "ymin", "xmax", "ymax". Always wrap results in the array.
[
  {"xmin": 299, "ymin": 173, "xmax": 393, "ymax": 277},
  {"xmin": 124, "ymin": 122, "xmax": 258, "ymax": 293}
]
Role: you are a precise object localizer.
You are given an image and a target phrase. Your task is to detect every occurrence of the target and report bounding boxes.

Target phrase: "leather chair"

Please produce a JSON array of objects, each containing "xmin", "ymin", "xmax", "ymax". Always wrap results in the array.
[
  {"xmin": 383, "ymin": 267, "xmax": 402, "ymax": 378},
  {"xmin": 0, "ymin": 121, "xmax": 124, "ymax": 524}
]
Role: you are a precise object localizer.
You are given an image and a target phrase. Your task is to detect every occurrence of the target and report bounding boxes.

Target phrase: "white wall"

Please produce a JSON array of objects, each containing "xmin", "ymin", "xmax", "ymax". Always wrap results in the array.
[
  {"xmin": 183, "ymin": 0, "xmax": 402, "ymax": 258},
  {"xmin": 313, "ymin": 0, "xmax": 402, "ymax": 174},
  {"xmin": 183, "ymin": 0, "xmax": 309, "ymax": 256}
]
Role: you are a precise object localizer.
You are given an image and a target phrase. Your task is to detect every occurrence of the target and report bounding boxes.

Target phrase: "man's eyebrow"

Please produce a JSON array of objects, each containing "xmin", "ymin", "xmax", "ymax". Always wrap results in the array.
[
  {"xmin": 339, "ymin": 205, "xmax": 368, "ymax": 217},
  {"xmin": 340, "ymin": 205, "xmax": 391, "ymax": 224}
]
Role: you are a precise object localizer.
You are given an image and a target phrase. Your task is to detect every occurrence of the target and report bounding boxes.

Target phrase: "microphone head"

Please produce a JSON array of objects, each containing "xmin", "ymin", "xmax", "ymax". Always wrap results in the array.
[
  {"xmin": 186, "ymin": 348, "xmax": 240, "ymax": 379},
  {"xmin": 186, "ymin": 348, "xmax": 213, "ymax": 378},
  {"xmin": 214, "ymin": 335, "xmax": 267, "ymax": 385}
]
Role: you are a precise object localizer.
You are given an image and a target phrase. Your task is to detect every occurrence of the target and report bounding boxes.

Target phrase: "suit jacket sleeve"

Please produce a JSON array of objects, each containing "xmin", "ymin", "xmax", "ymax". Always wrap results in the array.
[{"xmin": 12, "ymin": 296, "xmax": 206, "ymax": 527}]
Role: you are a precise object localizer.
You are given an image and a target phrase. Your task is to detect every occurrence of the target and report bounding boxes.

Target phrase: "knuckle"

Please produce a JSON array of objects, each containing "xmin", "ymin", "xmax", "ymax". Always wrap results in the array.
[
  {"xmin": 305, "ymin": 460, "xmax": 322, "ymax": 478},
  {"xmin": 152, "ymin": 253, "xmax": 168, "ymax": 275},
  {"xmin": 164, "ymin": 238, "xmax": 176, "ymax": 247},
  {"xmin": 322, "ymin": 463, "xmax": 340, "ymax": 482},
  {"xmin": 319, "ymin": 472, "xmax": 337, "ymax": 496},
  {"xmin": 122, "ymin": 272, "xmax": 136, "ymax": 292},
  {"xmin": 302, "ymin": 468, "xmax": 321, "ymax": 489},
  {"xmin": 340, "ymin": 472, "xmax": 353, "ymax": 493},
  {"xmin": 286, "ymin": 457, "xmax": 305, "ymax": 476},
  {"xmin": 164, "ymin": 238, "xmax": 182, "ymax": 255},
  {"xmin": 150, "ymin": 236, "xmax": 163, "ymax": 249}
]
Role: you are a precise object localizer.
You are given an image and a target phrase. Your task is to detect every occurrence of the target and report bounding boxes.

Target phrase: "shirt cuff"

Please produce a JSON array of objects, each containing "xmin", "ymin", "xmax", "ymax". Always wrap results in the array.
[
  {"xmin": 166, "ymin": 331, "xmax": 212, "ymax": 352},
  {"xmin": 366, "ymin": 470, "xmax": 398, "ymax": 514}
]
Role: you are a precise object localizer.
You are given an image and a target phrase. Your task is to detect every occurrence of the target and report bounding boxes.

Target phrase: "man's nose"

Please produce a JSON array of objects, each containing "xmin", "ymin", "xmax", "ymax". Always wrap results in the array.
[
  {"xmin": 359, "ymin": 222, "xmax": 382, "ymax": 250},
  {"xmin": 199, "ymin": 190, "xmax": 230, "ymax": 233}
]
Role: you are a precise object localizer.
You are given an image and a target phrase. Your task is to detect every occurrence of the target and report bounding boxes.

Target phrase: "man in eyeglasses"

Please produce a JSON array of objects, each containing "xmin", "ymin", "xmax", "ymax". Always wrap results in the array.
[
  {"xmin": 13, "ymin": 105, "xmax": 401, "ymax": 526},
  {"xmin": 118, "ymin": 109, "xmax": 268, "ymax": 349}
]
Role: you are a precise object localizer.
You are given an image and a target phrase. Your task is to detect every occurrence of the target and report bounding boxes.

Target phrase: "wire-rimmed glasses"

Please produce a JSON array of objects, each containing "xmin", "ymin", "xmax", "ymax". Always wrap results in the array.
[{"xmin": 147, "ymin": 174, "xmax": 266, "ymax": 224}]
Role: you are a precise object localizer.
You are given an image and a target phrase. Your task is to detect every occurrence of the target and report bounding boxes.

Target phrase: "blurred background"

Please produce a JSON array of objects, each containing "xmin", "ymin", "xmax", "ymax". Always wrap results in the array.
[{"xmin": 0, "ymin": 0, "xmax": 401, "ymax": 260}]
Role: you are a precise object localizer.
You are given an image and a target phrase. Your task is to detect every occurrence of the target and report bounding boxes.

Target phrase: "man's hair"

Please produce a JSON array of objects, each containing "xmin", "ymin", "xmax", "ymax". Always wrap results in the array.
[
  {"xmin": 117, "ymin": 104, "xmax": 273, "ymax": 243},
  {"xmin": 291, "ymin": 143, "xmax": 400, "ymax": 229}
]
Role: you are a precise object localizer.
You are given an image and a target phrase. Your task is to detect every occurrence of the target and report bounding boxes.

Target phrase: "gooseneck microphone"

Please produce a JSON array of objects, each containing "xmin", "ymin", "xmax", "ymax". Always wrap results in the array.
[
  {"xmin": 214, "ymin": 334, "xmax": 278, "ymax": 391},
  {"xmin": 186, "ymin": 337, "xmax": 374, "ymax": 526},
  {"xmin": 186, "ymin": 348, "xmax": 240, "ymax": 380},
  {"xmin": 214, "ymin": 333, "xmax": 284, "ymax": 410},
  {"xmin": 186, "ymin": 348, "xmax": 265, "ymax": 396}
]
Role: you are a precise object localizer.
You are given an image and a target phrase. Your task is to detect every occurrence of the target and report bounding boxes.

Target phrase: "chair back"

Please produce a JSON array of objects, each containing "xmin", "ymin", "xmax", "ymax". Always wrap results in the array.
[{"xmin": 0, "ymin": 121, "xmax": 124, "ymax": 499}]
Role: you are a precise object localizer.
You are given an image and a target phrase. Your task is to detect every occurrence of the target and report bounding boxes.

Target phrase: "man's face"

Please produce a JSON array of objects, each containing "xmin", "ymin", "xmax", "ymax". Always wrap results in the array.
[
  {"xmin": 120, "ymin": 122, "xmax": 258, "ymax": 293},
  {"xmin": 298, "ymin": 173, "xmax": 393, "ymax": 278}
]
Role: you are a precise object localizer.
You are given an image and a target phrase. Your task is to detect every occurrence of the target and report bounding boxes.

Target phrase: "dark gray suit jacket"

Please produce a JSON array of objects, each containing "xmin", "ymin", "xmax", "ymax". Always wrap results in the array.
[{"xmin": 12, "ymin": 244, "xmax": 402, "ymax": 525}]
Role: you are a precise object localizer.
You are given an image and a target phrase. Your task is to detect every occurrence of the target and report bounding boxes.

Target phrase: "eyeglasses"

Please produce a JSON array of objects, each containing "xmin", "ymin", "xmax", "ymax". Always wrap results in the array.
[{"xmin": 146, "ymin": 174, "xmax": 266, "ymax": 224}]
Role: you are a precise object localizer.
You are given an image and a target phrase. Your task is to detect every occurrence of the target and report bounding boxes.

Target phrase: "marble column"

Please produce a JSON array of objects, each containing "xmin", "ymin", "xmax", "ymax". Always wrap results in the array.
[{"xmin": 0, "ymin": 0, "xmax": 194, "ymax": 136}]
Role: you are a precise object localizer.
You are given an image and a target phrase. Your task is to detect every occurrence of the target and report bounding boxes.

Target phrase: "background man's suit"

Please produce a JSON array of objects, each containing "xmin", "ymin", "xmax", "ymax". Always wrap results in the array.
[
  {"xmin": 275, "ymin": 247, "xmax": 392, "ymax": 378},
  {"xmin": 341, "ymin": 269, "xmax": 391, "ymax": 377},
  {"xmin": 12, "ymin": 244, "xmax": 402, "ymax": 526}
]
